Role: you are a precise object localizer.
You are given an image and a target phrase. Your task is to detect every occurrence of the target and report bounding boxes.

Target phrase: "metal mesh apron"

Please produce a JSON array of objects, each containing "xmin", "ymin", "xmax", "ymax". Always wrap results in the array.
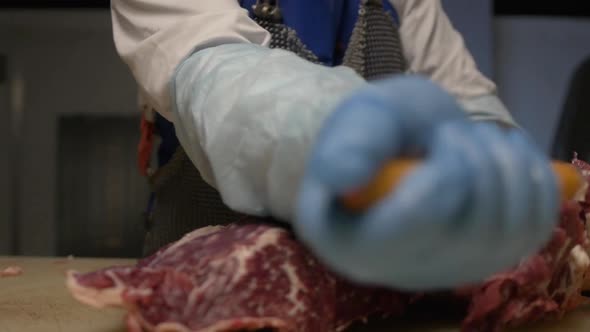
[
  {"xmin": 343, "ymin": 0, "xmax": 407, "ymax": 80},
  {"xmin": 142, "ymin": 0, "xmax": 407, "ymax": 256},
  {"xmin": 251, "ymin": 0, "xmax": 321, "ymax": 64},
  {"xmin": 143, "ymin": 150, "xmax": 244, "ymax": 255}
]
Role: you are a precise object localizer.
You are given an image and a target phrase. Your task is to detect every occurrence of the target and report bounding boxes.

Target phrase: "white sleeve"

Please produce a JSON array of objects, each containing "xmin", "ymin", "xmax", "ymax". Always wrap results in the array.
[
  {"xmin": 110, "ymin": 0, "xmax": 271, "ymax": 120},
  {"xmin": 390, "ymin": 0, "xmax": 516, "ymax": 126}
]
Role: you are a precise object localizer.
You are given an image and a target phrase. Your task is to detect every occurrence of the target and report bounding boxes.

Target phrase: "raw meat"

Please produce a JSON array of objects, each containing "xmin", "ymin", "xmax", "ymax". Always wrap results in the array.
[
  {"xmin": 67, "ymin": 158, "xmax": 590, "ymax": 332},
  {"xmin": 1, "ymin": 266, "xmax": 23, "ymax": 278},
  {"xmin": 457, "ymin": 201, "xmax": 590, "ymax": 332},
  {"xmin": 453, "ymin": 158, "xmax": 590, "ymax": 331},
  {"xmin": 67, "ymin": 224, "xmax": 408, "ymax": 332}
]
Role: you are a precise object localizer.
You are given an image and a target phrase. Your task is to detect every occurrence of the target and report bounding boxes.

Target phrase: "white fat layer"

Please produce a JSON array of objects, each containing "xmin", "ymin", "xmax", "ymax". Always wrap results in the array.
[
  {"xmin": 566, "ymin": 245, "xmax": 590, "ymax": 299},
  {"xmin": 183, "ymin": 276, "xmax": 218, "ymax": 317},
  {"xmin": 571, "ymin": 245, "xmax": 590, "ymax": 271},
  {"xmin": 573, "ymin": 180, "xmax": 589, "ymax": 203},
  {"xmin": 281, "ymin": 263, "xmax": 307, "ymax": 316},
  {"xmin": 230, "ymin": 229, "xmax": 281, "ymax": 284},
  {"xmin": 156, "ymin": 226, "xmax": 225, "ymax": 262},
  {"xmin": 65, "ymin": 270, "xmax": 129, "ymax": 309}
]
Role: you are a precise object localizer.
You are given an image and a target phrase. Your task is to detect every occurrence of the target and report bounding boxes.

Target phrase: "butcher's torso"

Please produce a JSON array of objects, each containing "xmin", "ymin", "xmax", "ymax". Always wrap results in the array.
[{"xmin": 155, "ymin": 0, "xmax": 402, "ymax": 166}]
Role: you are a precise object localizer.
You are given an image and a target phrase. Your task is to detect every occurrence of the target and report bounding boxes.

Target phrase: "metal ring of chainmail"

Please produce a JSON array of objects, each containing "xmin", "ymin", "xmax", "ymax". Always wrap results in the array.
[{"xmin": 142, "ymin": 0, "xmax": 408, "ymax": 256}]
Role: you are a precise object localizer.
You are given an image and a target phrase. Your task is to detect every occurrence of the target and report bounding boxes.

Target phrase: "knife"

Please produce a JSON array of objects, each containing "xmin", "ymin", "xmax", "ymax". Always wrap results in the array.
[{"xmin": 342, "ymin": 159, "xmax": 585, "ymax": 211}]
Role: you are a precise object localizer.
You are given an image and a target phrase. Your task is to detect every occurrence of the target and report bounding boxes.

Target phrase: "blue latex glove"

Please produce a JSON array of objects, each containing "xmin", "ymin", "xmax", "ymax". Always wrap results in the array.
[{"xmin": 294, "ymin": 75, "xmax": 560, "ymax": 290}]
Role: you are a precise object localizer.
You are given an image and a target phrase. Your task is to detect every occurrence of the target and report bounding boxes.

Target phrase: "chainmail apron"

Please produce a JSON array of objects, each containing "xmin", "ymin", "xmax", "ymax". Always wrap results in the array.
[{"xmin": 142, "ymin": 0, "xmax": 407, "ymax": 256}]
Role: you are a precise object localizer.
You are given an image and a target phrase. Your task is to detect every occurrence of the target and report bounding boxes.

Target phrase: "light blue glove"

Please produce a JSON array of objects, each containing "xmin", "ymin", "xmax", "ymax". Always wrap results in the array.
[
  {"xmin": 294, "ymin": 75, "xmax": 560, "ymax": 290},
  {"xmin": 171, "ymin": 44, "xmax": 365, "ymax": 220}
]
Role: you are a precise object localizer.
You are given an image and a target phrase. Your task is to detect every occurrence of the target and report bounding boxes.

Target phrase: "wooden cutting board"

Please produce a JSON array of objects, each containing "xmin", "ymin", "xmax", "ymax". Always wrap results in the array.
[
  {"xmin": 1, "ymin": 256, "xmax": 589, "ymax": 332},
  {"xmin": 0, "ymin": 256, "xmax": 133, "ymax": 332}
]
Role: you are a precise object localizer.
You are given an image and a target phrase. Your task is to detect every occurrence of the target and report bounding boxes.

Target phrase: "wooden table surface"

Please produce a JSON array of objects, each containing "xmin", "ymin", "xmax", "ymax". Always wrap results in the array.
[
  {"xmin": 1, "ymin": 256, "xmax": 590, "ymax": 332},
  {"xmin": 0, "ymin": 256, "xmax": 132, "ymax": 332}
]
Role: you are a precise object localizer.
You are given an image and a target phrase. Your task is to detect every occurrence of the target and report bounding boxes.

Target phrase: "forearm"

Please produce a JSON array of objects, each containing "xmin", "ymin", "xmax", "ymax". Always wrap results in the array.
[
  {"xmin": 459, "ymin": 94, "xmax": 518, "ymax": 128},
  {"xmin": 170, "ymin": 44, "xmax": 365, "ymax": 221},
  {"xmin": 391, "ymin": 0, "xmax": 516, "ymax": 128}
]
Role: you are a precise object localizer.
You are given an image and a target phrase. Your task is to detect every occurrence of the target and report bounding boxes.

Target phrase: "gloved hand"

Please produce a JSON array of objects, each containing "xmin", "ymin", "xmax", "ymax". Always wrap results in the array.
[{"xmin": 294, "ymin": 75, "xmax": 560, "ymax": 290}]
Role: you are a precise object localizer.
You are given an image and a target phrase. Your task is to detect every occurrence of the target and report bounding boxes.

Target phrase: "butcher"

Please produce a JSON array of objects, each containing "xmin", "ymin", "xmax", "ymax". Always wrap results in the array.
[{"xmin": 111, "ymin": 0, "xmax": 559, "ymax": 290}]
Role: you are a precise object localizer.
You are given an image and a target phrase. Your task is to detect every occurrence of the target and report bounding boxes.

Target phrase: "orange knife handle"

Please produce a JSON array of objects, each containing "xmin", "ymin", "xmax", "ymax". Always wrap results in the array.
[{"xmin": 342, "ymin": 159, "xmax": 584, "ymax": 212}]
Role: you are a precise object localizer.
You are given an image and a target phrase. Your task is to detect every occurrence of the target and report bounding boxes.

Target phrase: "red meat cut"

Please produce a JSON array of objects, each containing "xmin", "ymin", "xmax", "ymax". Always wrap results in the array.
[
  {"xmin": 456, "ymin": 200, "xmax": 590, "ymax": 332},
  {"xmin": 452, "ymin": 158, "xmax": 590, "ymax": 331},
  {"xmin": 67, "ymin": 224, "xmax": 408, "ymax": 332},
  {"xmin": 67, "ymin": 158, "xmax": 590, "ymax": 332}
]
